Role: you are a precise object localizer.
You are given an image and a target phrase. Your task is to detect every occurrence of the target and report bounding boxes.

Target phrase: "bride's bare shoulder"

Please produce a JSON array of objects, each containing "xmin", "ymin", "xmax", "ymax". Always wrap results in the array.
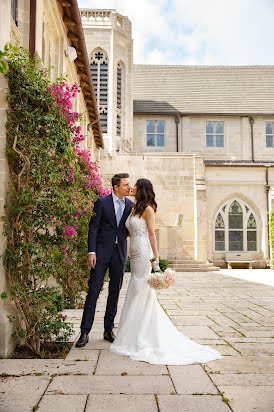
[{"xmin": 144, "ymin": 205, "xmax": 154, "ymax": 216}]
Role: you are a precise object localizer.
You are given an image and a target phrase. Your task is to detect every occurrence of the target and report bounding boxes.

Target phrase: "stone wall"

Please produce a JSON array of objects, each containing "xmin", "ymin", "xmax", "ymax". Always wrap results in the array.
[
  {"xmin": 133, "ymin": 114, "xmax": 274, "ymax": 161},
  {"xmin": 206, "ymin": 166, "xmax": 274, "ymax": 267},
  {"xmin": 100, "ymin": 153, "xmax": 273, "ymax": 268},
  {"xmin": 133, "ymin": 115, "xmax": 178, "ymax": 153},
  {"xmin": 100, "ymin": 153, "xmax": 203, "ymax": 260}
]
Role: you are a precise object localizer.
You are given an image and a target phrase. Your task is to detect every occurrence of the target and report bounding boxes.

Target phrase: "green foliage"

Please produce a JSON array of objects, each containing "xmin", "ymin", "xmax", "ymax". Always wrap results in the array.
[
  {"xmin": 2, "ymin": 46, "xmax": 108, "ymax": 354},
  {"xmin": 159, "ymin": 259, "xmax": 168, "ymax": 272},
  {"xmin": 125, "ymin": 257, "xmax": 131, "ymax": 272},
  {"xmin": 270, "ymin": 209, "xmax": 274, "ymax": 269},
  {"xmin": 0, "ymin": 44, "xmax": 12, "ymax": 74},
  {"xmin": 0, "ymin": 291, "xmax": 8, "ymax": 299},
  {"xmin": 125, "ymin": 257, "xmax": 169, "ymax": 273}
]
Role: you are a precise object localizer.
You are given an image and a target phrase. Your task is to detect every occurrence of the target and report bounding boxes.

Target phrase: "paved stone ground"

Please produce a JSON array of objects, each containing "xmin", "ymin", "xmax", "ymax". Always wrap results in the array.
[{"xmin": 1, "ymin": 270, "xmax": 274, "ymax": 412}]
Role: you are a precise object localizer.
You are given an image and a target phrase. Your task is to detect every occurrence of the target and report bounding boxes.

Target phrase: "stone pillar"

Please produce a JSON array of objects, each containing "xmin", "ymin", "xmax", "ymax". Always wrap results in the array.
[
  {"xmin": 195, "ymin": 157, "xmax": 208, "ymax": 260},
  {"xmin": 241, "ymin": 116, "xmax": 251, "ymax": 161}
]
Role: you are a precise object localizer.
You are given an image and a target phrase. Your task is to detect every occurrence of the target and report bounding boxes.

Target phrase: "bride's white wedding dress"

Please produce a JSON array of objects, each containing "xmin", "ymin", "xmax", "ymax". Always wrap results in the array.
[{"xmin": 109, "ymin": 214, "xmax": 222, "ymax": 365}]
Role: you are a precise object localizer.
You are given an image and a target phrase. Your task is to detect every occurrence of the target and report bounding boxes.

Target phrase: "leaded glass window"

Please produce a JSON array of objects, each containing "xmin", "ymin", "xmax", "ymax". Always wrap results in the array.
[
  {"xmin": 206, "ymin": 121, "xmax": 224, "ymax": 148},
  {"xmin": 215, "ymin": 213, "xmax": 225, "ymax": 250},
  {"xmin": 147, "ymin": 120, "xmax": 164, "ymax": 147},
  {"xmin": 266, "ymin": 122, "xmax": 274, "ymax": 148},
  {"xmin": 214, "ymin": 199, "xmax": 257, "ymax": 252},
  {"xmin": 11, "ymin": 0, "xmax": 18, "ymax": 26},
  {"xmin": 117, "ymin": 63, "xmax": 122, "ymax": 136},
  {"xmin": 247, "ymin": 213, "xmax": 257, "ymax": 251},
  {"xmin": 90, "ymin": 49, "xmax": 108, "ymax": 133},
  {"xmin": 228, "ymin": 201, "xmax": 243, "ymax": 229},
  {"xmin": 228, "ymin": 201, "xmax": 243, "ymax": 250}
]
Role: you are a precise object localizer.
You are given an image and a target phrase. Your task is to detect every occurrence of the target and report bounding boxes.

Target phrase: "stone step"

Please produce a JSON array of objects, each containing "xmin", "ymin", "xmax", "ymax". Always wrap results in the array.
[
  {"xmin": 168, "ymin": 260, "xmax": 209, "ymax": 264},
  {"xmin": 171, "ymin": 267, "xmax": 220, "ymax": 272},
  {"xmin": 168, "ymin": 262, "xmax": 214, "ymax": 268}
]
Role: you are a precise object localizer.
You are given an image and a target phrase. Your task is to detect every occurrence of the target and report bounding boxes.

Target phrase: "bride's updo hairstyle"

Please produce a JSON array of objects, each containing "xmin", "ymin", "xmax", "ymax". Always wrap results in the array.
[{"xmin": 133, "ymin": 178, "xmax": 157, "ymax": 217}]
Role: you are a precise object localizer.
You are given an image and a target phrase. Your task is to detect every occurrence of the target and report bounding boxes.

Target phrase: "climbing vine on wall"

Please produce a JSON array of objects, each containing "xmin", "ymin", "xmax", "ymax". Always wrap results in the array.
[{"xmin": 2, "ymin": 46, "xmax": 109, "ymax": 354}]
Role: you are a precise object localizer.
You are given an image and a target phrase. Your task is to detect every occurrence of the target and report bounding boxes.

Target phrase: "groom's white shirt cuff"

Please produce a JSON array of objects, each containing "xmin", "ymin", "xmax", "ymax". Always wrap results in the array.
[{"xmin": 88, "ymin": 252, "xmax": 96, "ymax": 255}]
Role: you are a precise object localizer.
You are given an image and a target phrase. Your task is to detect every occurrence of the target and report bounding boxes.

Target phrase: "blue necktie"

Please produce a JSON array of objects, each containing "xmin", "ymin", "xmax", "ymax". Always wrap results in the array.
[{"xmin": 116, "ymin": 199, "xmax": 123, "ymax": 226}]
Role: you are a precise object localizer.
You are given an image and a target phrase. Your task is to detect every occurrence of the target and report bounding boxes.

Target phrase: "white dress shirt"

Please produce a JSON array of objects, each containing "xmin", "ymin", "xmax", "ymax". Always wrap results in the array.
[{"xmin": 89, "ymin": 193, "xmax": 125, "ymax": 254}]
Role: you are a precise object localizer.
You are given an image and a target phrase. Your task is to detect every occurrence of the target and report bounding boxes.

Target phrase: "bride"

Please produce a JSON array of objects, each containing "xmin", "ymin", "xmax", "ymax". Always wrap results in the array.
[{"xmin": 110, "ymin": 178, "xmax": 222, "ymax": 365}]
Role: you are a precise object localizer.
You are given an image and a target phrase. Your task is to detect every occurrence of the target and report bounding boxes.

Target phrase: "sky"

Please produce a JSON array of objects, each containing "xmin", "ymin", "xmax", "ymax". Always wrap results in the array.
[{"xmin": 78, "ymin": 0, "xmax": 274, "ymax": 66}]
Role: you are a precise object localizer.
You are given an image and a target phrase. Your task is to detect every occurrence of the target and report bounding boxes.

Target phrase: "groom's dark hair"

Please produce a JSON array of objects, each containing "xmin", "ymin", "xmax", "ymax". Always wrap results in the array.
[{"xmin": 112, "ymin": 173, "xmax": 129, "ymax": 190}]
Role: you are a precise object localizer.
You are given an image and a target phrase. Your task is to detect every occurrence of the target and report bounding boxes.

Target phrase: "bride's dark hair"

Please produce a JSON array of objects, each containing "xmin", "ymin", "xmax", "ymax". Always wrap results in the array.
[{"xmin": 133, "ymin": 178, "xmax": 157, "ymax": 217}]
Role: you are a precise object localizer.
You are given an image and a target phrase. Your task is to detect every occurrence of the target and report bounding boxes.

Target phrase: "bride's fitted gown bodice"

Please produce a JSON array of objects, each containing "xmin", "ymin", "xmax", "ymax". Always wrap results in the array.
[{"xmin": 110, "ymin": 215, "xmax": 222, "ymax": 365}]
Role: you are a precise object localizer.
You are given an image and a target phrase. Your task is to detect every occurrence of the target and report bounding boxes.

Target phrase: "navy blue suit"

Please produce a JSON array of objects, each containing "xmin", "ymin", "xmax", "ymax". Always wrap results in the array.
[{"xmin": 81, "ymin": 194, "xmax": 134, "ymax": 334}]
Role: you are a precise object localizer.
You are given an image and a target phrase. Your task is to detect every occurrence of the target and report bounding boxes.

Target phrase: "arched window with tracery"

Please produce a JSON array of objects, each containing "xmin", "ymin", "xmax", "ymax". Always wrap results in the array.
[
  {"xmin": 214, "ymin": 199, "xmax": 257, "ymax": 252},
  {"xmin": 90, "ymin": 49, "xmax": 108, "ymax": 133}
]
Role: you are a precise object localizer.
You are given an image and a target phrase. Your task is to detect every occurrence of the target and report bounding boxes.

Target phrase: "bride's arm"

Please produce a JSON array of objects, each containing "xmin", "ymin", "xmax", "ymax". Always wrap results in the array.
[{"xmin": 144, "ymin": 206, "xmax": 159, "ymax": 261}]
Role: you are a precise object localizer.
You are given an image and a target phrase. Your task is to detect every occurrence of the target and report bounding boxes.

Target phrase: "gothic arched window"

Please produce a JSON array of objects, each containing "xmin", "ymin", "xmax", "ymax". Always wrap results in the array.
[
  {"xmin": 90, "ymin": 49, "xmax": 108, "ymax": 133},
  {"xmin": 214, "ymin": 199, "xmax": 257, "ymax": 252}
]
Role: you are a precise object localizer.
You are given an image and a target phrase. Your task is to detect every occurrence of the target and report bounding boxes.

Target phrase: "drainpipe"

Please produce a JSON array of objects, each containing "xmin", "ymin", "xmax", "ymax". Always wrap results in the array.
[
  {"xmin": 29, "ymin": 0, "xmax": 37, "ymax": 60},
  {"xmin": 175, "ymin": 115, "xmax": 179, "ymax": 152},
  {"xmin": 249, "ymin": 117, "xmax": 255, "ymax": 162},
  {"xmin": 265, "ymin": 165, "xmax": 271, "ymax": 262}
]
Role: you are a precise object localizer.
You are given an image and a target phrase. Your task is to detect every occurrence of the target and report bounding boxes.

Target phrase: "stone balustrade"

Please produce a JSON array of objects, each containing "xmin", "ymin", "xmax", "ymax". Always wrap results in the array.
[{"xmin": 80, "ymin": 9, "xmax": 123, "ymax": 26}]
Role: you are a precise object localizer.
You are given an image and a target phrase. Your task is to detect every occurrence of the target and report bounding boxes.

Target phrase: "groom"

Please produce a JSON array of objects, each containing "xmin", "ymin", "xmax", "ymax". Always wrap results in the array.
[{"xmin": 76, "ymin": 173, "xmax": 133, "ymax": 347}]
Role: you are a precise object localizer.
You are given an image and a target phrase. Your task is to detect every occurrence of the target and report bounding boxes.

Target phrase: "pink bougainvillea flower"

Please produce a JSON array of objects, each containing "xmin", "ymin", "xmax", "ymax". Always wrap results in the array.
[{"xmin": 63, "ymin": 225, "xmax": 76, "ymax": 237}]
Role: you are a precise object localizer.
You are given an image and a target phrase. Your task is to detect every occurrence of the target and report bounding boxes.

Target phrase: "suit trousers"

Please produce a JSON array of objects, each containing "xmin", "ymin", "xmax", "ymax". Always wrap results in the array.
[{"xmin": 80, "ymin": 245, "xmax": 125, "ymax": 334}]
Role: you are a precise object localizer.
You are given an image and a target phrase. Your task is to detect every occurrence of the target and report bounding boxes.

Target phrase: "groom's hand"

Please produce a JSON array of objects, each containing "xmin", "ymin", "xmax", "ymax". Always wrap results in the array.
[{"xmin": 88, "ymin": 254, "xmax": 96, "ymax": 269}]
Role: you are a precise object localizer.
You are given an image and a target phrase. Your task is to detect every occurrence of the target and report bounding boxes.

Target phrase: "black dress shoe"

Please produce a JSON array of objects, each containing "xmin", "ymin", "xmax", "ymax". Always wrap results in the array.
[
  {"xmin": 104, "ymin": 330, "xmax": 116, "ymax": 343},
  {"xmin": 75, "ymin": 333, "xmax": 89, "ymax": 348}
]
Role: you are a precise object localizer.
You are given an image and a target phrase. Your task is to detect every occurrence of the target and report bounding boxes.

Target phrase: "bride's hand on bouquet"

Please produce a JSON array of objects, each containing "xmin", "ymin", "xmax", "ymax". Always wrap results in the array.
[{"xmin": 151, "ymin": 258, "xmax": 160, "ymax": 272}]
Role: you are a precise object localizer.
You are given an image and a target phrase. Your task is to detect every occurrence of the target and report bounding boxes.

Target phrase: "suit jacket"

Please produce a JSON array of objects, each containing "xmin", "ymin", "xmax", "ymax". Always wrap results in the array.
[{"xmin": 88, "ymin": 194, "xmax": 134, "ymax": 264}]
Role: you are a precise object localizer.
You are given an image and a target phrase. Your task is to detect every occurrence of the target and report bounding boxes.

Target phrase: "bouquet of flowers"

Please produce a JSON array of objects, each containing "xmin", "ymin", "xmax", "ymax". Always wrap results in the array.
[{"xmin": 148, "ymin": 259, "xmax": 176, "ymax": 290}]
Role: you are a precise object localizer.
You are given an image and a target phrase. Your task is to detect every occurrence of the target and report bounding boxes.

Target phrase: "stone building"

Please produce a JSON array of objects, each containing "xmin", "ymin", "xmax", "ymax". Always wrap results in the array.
[
  {"xmin": 0, "ymin": 0, "xmax": 102, "ymax": 357},
  {"xmin": 80, "ymin": 8, "xmax": 274, "ymax": 270}
]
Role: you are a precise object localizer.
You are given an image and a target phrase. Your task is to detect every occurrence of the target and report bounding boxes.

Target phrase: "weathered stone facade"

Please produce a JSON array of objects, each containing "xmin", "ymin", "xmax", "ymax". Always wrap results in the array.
[
  {"xmin": 81, "ymin": 8, "xmax": 274, "ymax": 270},
  {"xmin": 81, "ymin": 9, "xmax": 133, "ymax": 154}
]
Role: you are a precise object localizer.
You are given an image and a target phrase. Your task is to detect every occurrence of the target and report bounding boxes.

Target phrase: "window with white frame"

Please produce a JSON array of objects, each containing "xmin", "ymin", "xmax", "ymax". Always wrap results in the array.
[
  {"xmin": 214, "ymin": 199, "xmax": 257, "ymax": 252},
  {"xmin": 266, "ymin": 121, "xmax": 274, "ymax": 148},
  {"xmin": 146, "ymin": 120, "xmax": 164, "ymax": 147},
  {"xmin": 206, "ymin": 121, "xmax": 224, "ymax": 147}
]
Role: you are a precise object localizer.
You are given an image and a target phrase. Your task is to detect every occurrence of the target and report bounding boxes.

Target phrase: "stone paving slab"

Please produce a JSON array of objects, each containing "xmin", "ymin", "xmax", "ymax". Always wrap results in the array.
[
  {"xmin": 0, "ymin": 376, "xmax": 50, "ymax": 412},
  {"xmin": 72, "ymin": 338, "xmax": 111, "ymax": 350},
  {"xmin": 85, "ymin": 394, "xmax": 158, "ymax": 412},
  {"xmin": 177, "ymin": 326, "xmax": 218, "ymax": 339},
  {"xmin": 207, "ymin": 344, "xmax": 240, "ymax": 356},
  {"xmin": 232, "ymin": 342, "xmax": 274, "ymax": 356},
  {"xmin": 241, "ymin": 329, "xmax": 274, "ymax": 338},
  {"xmin": 65, "ymin": 349, "xmax": 99, "ymax": 361},
  {"xmin": 210, "ymin": 373, "xmax": 274, "ymax": 387},
  {"xmin": 217, "ymin": 386, "xmax": 274, "ymax": 412},
  {"xmin": 95, "ymin": 349, "xmax": 167, "ymax": 376},
  {"xmin": 46, "ymin": 375, "xmax": 174, "ymax": 395},
  {"xmin": 157, "ymin": 394, "xmax": 231, "ymax": 412},
  {"xmin": 39, "ymin": 394, "xmax": 87, "ymax": 412},
  {"xmin": 169, "ymin": 315, "xmax": 216, "ymax": 326},
  {"xmin": 204, "ymin": 356, "xmax": 274, "ymax": 374},
  {"xmin": 0, "ymin": 358, "xmax": 98, "ymax": 376},
  {"xmin": 168, "ymin": 365, "xmax": 218, "ymax": 394}
]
